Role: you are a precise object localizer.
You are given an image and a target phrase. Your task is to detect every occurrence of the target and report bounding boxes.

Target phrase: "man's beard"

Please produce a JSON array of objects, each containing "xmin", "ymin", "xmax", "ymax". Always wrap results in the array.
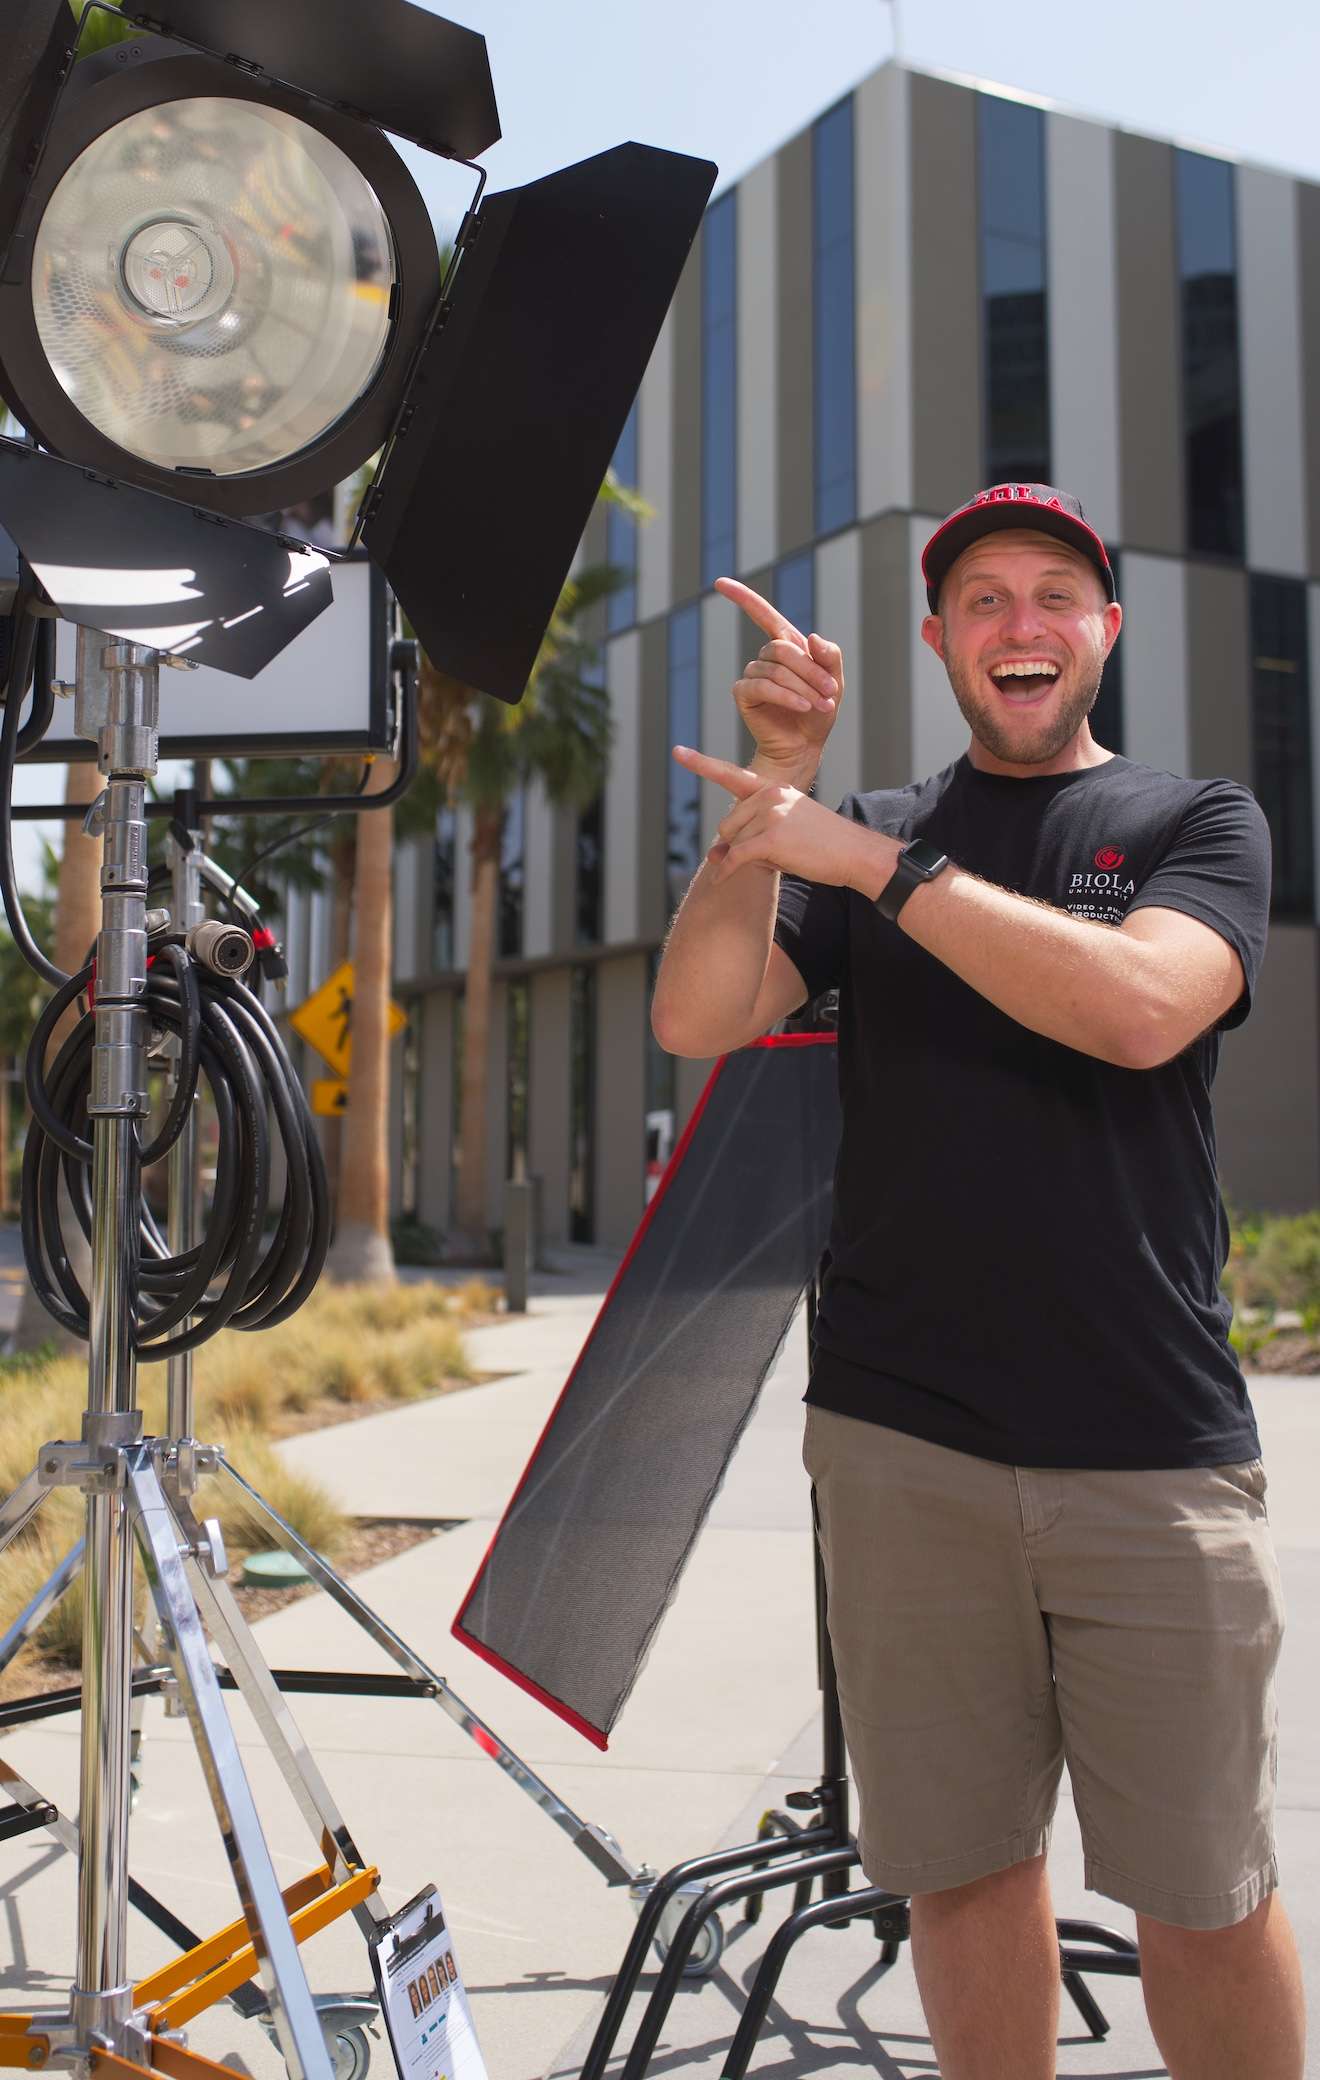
[{"xmin": 945, "ymin": 653, "xmax": 1105, "ymax": 766}]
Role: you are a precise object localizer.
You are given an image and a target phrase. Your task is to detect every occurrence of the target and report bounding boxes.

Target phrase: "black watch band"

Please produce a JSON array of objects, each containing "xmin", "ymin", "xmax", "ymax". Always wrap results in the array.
[{"xmin": 874, "ymin": 837, "xmax": 950, "ymax": 923}]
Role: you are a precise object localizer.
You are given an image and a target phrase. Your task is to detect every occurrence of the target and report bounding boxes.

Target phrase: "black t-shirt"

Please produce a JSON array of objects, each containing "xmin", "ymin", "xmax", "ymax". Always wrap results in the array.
[{"xmin": 773, "ymin": 754, "xmax": 1272, "ymax": 1470}]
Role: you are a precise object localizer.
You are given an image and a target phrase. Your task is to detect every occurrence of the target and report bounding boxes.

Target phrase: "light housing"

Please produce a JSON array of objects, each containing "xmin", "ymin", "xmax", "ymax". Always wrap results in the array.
[
  {"xmin": 0, "ymin": 0, "xmax": 716, "ymax": 704},
  {"xmin": 0, "ymin": 41, "xmax": 440, "ymax": 516}
]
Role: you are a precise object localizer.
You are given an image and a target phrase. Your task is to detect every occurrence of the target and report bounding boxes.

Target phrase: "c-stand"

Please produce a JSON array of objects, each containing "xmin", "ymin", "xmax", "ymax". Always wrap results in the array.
[
  {"xmin": 0, "ymin": 636, "xmax": 653, "ymax": 2078},
  {"xmin": 578, "ymin": 1279, "xmax": 1142, "ymax": 2080}
]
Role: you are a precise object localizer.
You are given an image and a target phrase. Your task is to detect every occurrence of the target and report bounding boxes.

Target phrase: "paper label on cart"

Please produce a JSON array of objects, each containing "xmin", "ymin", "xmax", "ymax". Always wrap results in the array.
[{"xmin": 368, "ymin": 1885, "xmax": 488, "ymax": 2080}]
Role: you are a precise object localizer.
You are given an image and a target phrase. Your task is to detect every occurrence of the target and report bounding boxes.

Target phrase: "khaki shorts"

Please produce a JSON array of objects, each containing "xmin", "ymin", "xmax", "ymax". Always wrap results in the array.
[{"xmin": 804, "ymin": 1405, "xmax": 1285, "ymax": 1930}]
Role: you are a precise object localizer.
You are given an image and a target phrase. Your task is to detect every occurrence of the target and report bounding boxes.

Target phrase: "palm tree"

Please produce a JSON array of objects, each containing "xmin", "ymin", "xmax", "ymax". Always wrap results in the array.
[
  {"xmin": 324, "ymin": 757, "xmax": 398, "ymax": 1280},
  {"xmin": 420, "ymin": 550, "xmax": 627, "ymax": 1261}
]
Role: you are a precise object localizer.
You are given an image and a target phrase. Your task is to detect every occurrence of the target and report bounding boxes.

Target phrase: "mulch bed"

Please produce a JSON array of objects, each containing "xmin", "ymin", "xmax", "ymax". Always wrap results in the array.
[{"xmin": 1243, "ymin": 1332, "xmax": 1320, "ymax": 1375}]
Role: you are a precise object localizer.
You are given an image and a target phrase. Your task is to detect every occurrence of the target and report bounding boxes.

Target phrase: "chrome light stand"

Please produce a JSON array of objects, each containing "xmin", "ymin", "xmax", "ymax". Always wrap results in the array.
[
  {"xmin": 0, "ymin": 633, "xmax": 371, "ymax": 2080},
  {"xmin": 0, "ymin": 629, "xmax": 647, "ymax": 2080}
]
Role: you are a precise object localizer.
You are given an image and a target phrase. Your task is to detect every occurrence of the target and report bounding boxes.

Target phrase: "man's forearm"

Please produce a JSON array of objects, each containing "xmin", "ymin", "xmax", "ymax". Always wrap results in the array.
[
  {"xmin": 653, "ymin": 752, "xmax": 816, "ymax": 1055},
  {"xmin": 651, "ymin": 854, "xmax": 782, "ymax": 1055},
  {"xmin": 848, "ymin": 835, "xmax": 1213, "ymax": 1069}
]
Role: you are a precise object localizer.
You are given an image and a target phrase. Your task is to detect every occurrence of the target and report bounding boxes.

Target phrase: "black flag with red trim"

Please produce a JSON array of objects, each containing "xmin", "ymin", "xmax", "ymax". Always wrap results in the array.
[{"xmin": 453, "ymin": 1034, "xmax": 840, "ymax": 1747}]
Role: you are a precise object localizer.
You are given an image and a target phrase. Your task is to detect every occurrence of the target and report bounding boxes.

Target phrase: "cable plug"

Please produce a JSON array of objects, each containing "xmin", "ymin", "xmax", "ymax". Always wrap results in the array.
[
  {"xmin": 187, "ymin": 919, "xmax": 254, "ymax": 979},
  {"xmin": 251, "ymin": 924, "xmax": 288, "ymax": 985}
]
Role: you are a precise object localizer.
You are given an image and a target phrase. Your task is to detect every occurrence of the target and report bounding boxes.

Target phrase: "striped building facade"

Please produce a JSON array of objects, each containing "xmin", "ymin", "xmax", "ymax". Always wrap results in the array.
[{"xmin": 387, "ymin": 59, "xmax": 1320, "ymax": 1246}]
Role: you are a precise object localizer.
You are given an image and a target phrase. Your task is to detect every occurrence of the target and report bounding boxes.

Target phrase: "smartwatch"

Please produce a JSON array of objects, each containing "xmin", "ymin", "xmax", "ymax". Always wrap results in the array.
[{"xmin": 874, "ymin": 837, "xmax": 950, "ymax": 923}]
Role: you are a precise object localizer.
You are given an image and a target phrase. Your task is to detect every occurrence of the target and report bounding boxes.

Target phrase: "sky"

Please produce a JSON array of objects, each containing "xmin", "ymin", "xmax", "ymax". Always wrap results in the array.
[
  {"xmin": 397, "ymin": 0, "xmax": 1320, "ymax": 235},
  {"xmin": 9, "ymin": 0, "xmax": 1319, "ymax": 888}
]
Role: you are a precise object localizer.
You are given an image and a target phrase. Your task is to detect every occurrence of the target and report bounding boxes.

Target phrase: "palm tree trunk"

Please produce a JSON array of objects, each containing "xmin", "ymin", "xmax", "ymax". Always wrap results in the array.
[
  {"xmin": 52, "ymin": 758, "xmax": 104, "ymax": 1042},
  {"xmin": 325, "ymin": 761, "xmax": 397, "ymax": 1282},
  {"xmin": 451, "ymin": 806, "xmax": 501, "ymax": 1261},
  {"xmin": 11, "ymin": 761, "xmax": 103, "ymax": 1351},
  {"xmin": 318, "ymin": 828, "xmax": 356, "ymax": 1210},
  {"xmin": 0, "ymin": 1054, "xmax": 10, "ymax": 1220}
]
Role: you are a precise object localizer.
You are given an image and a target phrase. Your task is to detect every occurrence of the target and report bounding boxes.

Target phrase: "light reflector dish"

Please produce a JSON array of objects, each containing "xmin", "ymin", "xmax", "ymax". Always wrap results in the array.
[{"xmin": 32, "ymin": 97, "xmax": 396, "ymax": 477}]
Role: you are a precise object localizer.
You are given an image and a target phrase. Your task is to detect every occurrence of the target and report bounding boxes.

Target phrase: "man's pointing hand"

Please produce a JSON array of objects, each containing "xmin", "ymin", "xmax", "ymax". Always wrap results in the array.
[
  {"xmin": 714, "ymin": 576, "xmax": 843, "ymax": 789},
  {"xmin": 671, "ymin": 746, "xmax": 885, "ymax": 889}
]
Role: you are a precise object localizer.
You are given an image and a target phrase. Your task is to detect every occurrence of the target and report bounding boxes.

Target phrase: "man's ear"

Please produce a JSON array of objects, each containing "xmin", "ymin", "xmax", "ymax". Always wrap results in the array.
[
  {"xmin": 921, "ymin": 613, "xmax": 946, "ymax": 662},
  {"xmin": 1101, "ymin": 600, "xmax": 1123, "ymax": 658}
]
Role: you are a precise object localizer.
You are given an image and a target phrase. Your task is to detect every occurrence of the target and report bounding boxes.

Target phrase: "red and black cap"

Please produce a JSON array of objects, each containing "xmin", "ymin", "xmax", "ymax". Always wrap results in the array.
[{"xmin": 922, "ymin": 484, "xmax": 1116, "ymax": 612}]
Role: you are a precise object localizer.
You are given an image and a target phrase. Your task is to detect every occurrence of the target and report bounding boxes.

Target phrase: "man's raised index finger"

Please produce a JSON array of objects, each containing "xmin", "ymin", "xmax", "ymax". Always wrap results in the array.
[{"xmin": 713, "ymin": 575, "xmax": 807, "ymax": 649}]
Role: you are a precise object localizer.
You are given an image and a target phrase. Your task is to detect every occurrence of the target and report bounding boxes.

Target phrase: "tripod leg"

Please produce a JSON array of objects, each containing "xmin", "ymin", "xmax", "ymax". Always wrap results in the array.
[
  {"xmin": 128, "ymin": 1454, "xmax": 332, "ymax": 2080},
  {"xmin": 1061, "ymin": 1968, "xmax": 1110, "ymax": 2039},
  {"xmin": 183, "ymin": 1548, "xmax": 383, "ymax": 1927},
  {"xmin": 0, "ymin": 1541, "xmax": 83, "ymax": 1681},
  {"xmin": 0, "ymin": 1472, "xmax": 52, "ymax": 1563},
  {"xmin": 215, "ymin": 1456, "xmax": 640, "ymax": 1883}
]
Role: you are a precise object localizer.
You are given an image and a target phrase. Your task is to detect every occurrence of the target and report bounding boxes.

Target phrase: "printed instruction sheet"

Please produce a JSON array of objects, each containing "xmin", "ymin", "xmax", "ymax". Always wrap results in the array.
[{"xmin": 369, "ymin": 1885, "xmax": 488, "ymax": 2080}]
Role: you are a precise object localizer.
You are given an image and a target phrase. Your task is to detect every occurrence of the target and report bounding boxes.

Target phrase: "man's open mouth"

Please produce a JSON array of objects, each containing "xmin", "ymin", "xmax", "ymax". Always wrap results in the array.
[{"xmin": 988, "ymin": 661, "xmax": 1061, "ymax": 701}]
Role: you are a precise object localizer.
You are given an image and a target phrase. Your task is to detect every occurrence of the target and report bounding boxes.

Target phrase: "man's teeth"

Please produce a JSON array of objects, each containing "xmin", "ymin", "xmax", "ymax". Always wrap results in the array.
[{"xmin": 991, "ymin": 662, "xmax": 1060, "ymax": 679}]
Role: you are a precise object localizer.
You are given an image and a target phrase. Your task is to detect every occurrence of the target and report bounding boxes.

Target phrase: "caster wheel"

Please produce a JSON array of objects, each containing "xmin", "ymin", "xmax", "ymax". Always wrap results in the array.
[
  {"xmin": 653, "ymin": 1892, "xmax": 725, "ymax": 1979},
  {"xmin": 326, "ymin": 2024, "xmax": 372, "ymax": 2080}
]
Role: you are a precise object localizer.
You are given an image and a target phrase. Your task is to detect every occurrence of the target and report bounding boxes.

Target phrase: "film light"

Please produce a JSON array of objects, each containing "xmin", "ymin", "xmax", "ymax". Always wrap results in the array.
[{"xmin": 0, "ymin": 0, "xmax": 718, "ymax": 699}]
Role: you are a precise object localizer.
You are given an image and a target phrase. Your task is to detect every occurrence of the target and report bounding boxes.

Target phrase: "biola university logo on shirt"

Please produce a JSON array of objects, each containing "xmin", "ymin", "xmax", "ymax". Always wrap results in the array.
[{"xmin": 1066, "ymin": 847, "xmax": 1137, "ymax": 925}]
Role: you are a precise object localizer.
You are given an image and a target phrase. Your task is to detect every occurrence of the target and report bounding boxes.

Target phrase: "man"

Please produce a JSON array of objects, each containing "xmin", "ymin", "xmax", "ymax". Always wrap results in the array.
[{"xmin": 650, "ymin": 484, "xmax": 1305, "ymax": 2080}]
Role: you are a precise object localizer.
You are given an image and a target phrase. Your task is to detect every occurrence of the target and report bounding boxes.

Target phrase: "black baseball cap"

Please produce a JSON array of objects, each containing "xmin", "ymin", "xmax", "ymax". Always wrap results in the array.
[{"xmin": 922, "ymin": 484, "xmax": 1116, "ymax": 612}]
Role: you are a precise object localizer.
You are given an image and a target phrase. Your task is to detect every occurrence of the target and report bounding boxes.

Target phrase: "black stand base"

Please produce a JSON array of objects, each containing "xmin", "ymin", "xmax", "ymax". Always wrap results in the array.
[{"xmin": 581, "ymin": 1803, "xmax": 1141, "ymax": 2080}]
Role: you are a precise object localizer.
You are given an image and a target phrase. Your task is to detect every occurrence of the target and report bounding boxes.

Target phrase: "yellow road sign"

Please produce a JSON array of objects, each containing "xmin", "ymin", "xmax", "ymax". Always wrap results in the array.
[
  {"xmin": 311, "ymin": 1078, "xmax": 349, "ymax": 1117},
  {"xmin": 290, "ymin": 959, "xmax": 407, "ymax": 1078}
]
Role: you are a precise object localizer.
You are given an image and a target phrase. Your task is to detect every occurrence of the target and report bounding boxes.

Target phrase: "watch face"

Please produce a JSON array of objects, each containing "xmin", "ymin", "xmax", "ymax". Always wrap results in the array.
[{"xmin": 903, "ymin": 839, "xmax": 949, "ymax": 877}]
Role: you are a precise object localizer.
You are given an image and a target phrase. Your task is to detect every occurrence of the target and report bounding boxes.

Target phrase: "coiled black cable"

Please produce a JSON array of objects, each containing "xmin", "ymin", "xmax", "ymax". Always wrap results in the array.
[{"xmin": 20, "ymin": 939, "xmax": 330, "ymax": 1357}]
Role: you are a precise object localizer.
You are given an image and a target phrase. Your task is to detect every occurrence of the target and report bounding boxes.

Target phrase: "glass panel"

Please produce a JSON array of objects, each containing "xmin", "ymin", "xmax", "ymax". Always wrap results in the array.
[
  {"xmin": 606, "ymin": 398, "xmax": 639, "ymax": 635},
  {"xmin": 667, "ymin": 603, "xmax": 702, "ymax": 916},
  {"xmin": 1089, "ymin": 550, "xmax": 1123, "ymax": 754},
  {"xmin": 448, "ymin": 988, "xmax": 464, "ymax": 1236},
  {"xmin": 399, "ymin": 1005, "xmax": 419, "ymax": 1220},
  {"xmin": 813, "ymin": 98, "xmax": 857, "ymax": 535},
  {"xmin": 774, "ymin": 550, "xmax": 815, "ymax": 641},
  {"xmin": 1175, "ymin": 150, "xmax": 1245, "ymax": 560},
  {"xmin": 978, "ymin": 95, "xmax": 1050, "ymax": 487},
  {"xmin": 644, "ymin": 946, "xmax": 676, "ymax": 1204},
  {"xmin": 569, "ymin": 965, "xmax": 596, "ymax": 1244},
  {"xmin": 1250, "ymin": 575, "xmax": 1314, "ymax": 919},
  {"xmin": 506, "ymin": 978, "xmax": 530, "ymax": 1181},
  {"xmin": 433, "ymin": 803, "xmax": 456, "ymax": 970},
  {"xmin": 701, "ymin": 192, "xmax": 738, "ymax": 586},
  {"xmin": 576, "ymin": 792, "xmax": 604, "ymax": 944},
  {"xmin": 498, "ymin": 789, "xmax": 524, "ymax": 960}
]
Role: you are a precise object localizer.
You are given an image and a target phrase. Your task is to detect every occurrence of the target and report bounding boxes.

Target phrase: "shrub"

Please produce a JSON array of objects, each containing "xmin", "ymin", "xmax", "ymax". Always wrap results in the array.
[{"xmin": 1226, "ymin": 1210, "xmax": 1320, "ymax": 1316}]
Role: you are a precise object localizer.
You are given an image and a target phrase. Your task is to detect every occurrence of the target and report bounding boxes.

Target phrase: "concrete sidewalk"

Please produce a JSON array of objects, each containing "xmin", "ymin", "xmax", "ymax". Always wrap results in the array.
[{"xmin": 0, "ymin": 1249, "xmax": 1316, "ymax": 2078}]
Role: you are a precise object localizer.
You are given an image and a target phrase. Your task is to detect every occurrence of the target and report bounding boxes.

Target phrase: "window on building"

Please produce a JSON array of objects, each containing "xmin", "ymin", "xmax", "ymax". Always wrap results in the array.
[
  {"xmin": 434, "ymin": 803, "xmax": 456, "ymax": 970},
  {"xmin": 667, "ymin": 604, "xmax": 702, "ymax": 917},
  {"xmin": 568, "ymin": 965, "xmax": 596, "ymax": 1244},
  {"xmin": 701, "ymin": 191, "xmax": 738, "ymax": 587},
  {"xmin": 576, "ymin": 792, "xmax": 603, "ymax": 945},
  {"xmin": 606, "ymin": 399, "xmax": 640, "ymax": 635},
  {"xmin": 498, "ymin": 789, "xmax": 525, "ymax": 960},
  {"xmin": 1250, "ymin": 575, "xmax": 1314, "ymax": 919},
  {"xmin": 1089, "ymin": 550, "xmax": 1123, "ymax": 755},
  {"xmin": 399, "ymin": 1005, "xmax": 420, "ymax": 1221},
  {"xmin": 1175, "ymin": 150, "xmax": 1245, "ymax": 560},
  {"xmin": 506, "ymin": 978, "xmax": 530, "ymax": 1182},
  {"xmin": 448, "ymin": 988, "xmax": 464, "ymax": 1233},
  {"xmin": 979, "ymin": 94, "xmax": 1050, "ymax": 487},
  {"xmin": 644, "ymin": 946, "xmax": 676, "ymax": 1205},
  {"xmin": 774, "ymin": 550, "xmax": 815, "ymax": 641},
  {"xmin": 813, "ymin": 97, "xmax": 857, "ymax": 536}
]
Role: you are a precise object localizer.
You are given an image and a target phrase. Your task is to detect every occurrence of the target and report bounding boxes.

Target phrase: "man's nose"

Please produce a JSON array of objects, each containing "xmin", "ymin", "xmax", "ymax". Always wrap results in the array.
[{"xmin": 999, "ymin": 596, "xmax": 1047, "ymax": 641}]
